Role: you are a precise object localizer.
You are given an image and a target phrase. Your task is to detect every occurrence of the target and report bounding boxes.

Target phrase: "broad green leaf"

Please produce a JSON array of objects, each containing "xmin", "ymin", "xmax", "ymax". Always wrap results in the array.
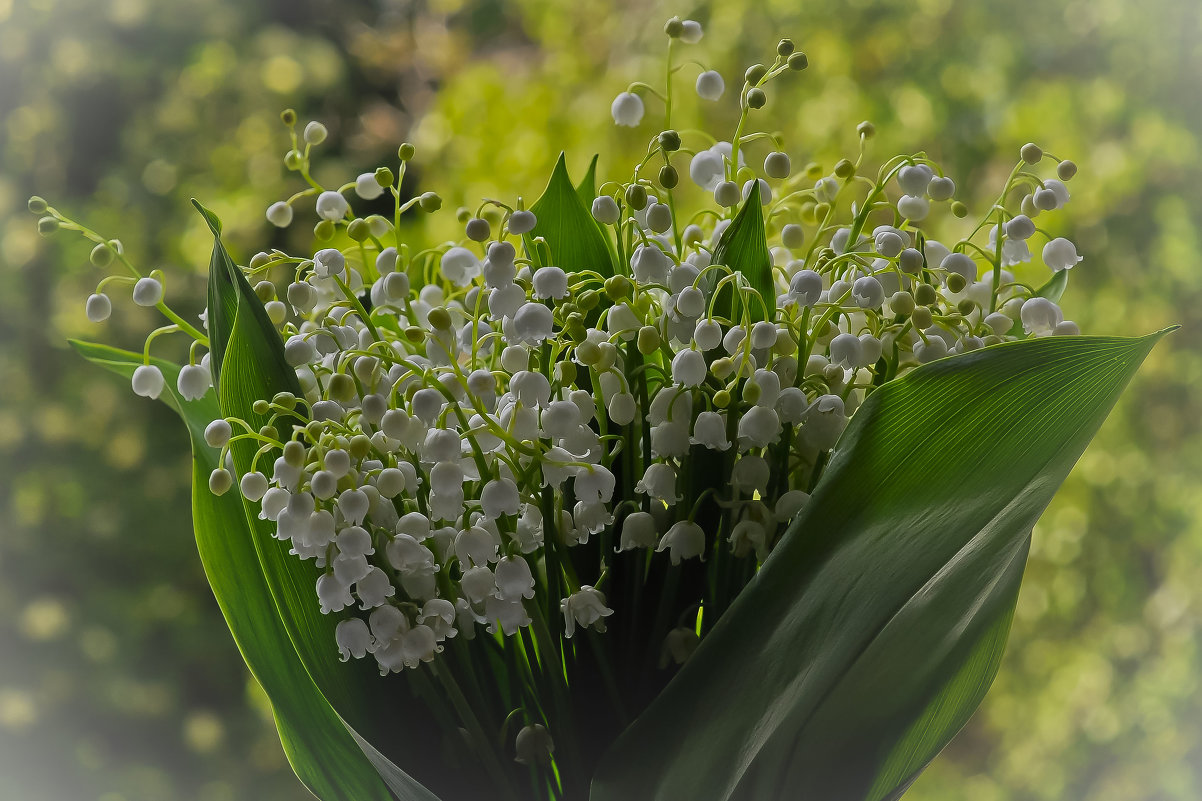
[
  {"xmin": 591, "ymin": 332, "xmax": 1166, "ymax": 801},
  {"xmin": 192, "ymin": 203, "xmax": 460, "ymax": 799},
  {"xmin": 528, "ymin": 154, "xmax": 616, "ymax": 276},
  {"xmin": 710, "ymin": 189, "xmax": 774, "ymax": 323},
  {"xmin": 69, "ymin": 340, "xmax": 394, "ymax": 801},
  {"xmin": 575, "ymin": 154, "xmax": 599, "ymax": 207}
]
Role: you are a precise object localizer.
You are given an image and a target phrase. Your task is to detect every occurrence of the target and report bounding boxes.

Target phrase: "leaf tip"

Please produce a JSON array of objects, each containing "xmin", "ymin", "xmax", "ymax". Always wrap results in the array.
[{"xmin": 191, "ymin": 198, "xmax": 223, "ymax": 236}]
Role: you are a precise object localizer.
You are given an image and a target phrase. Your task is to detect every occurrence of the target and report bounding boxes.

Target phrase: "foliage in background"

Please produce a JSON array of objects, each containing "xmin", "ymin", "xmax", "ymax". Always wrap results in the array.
[{"xmin": 1, "ymin": 0, "xmax": 1199, "ymax": 799}]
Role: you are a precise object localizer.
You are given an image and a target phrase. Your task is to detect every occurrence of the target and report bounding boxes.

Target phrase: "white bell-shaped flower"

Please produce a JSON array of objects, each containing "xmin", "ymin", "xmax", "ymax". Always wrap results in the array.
[
  {"xmin": 132, "ymin": 277, "xmax": 163, "ymax": 307},
  {"xmin": 484, "ymin": 596, "xmax": 532, "ymax": 636},
  {"xmin": 592, "ymin": 195, "xmax": 620, "ymax": 224},
  {"xmin": 533, "ymin": 266, "xmax": 569, "ymax": 300},
  {"xmin": 574, "ymin": 465, "xmax": 616, "ymax": 504},
  {"xmin": 512, "ymin": 302, "xmax": 554, "ymax": 344},
  {"xmin": 440, "ymin": 246, "xmax": 481, "ymax": 287},
  {"xmin": 776, "ymin": 387, "xmax": 808, "ymax": 424},
  {"xmin": 317, "ymin": 573, "xmax": 353, "ymax": 614},
  {"xmin": 737, "ymin": 406, "xmax": 781, "ymax": 449},
  {"xmin": 355, "ymin": 567, "xmax": 395, "ymax": 609},
  {"xmin": 333, "ymin": 552, "xmax": 371, "ymax": 585},
  {"xmin": 480, "ymin": 478, "xmax": 521, "ymax": 518},
  {"xmin": 386, "ymin": 534, "xmax": 436, "ymax": 576},
  {"xmin": 729, "ymin": 519, "xmax": 768, "ymax": 559},
  {"xmin": 266, "ymin": 201, "xmax": 293, "ymax": 227},
  {"xmin": 608, "ymin": 393, "xmax": 637, "ymax": 425},
  {"xmin": 315, "ymin": 190, "xmax": 348, "ymax": 220},
  {"xmin": 671, "ymin": 348, "xmax": 706, "ymax": 387},
  {"xmin": 132, "ymin": 364, "xmax": 165, "ymax": 399},
  {"xmin": 86, "ymin": 293, "xmax": 112, "ymax": 322},
  {"xmin": 691, "ymin": 411, "xmax": 730, "ymax": 450},
  {"xmin": 511, "ymin": 370, "xmax": 552, "ymax": 408},
  {"xmin": 693, "ymin": 319, "xmax": 722, "ymax": 350},
  {"xmin": 1042, "ymin": 238, "xmax": 1082, "ymax": 271},
  {"xmin": 636, "ymin": 462, "xmax": 680, "ymax": 503},
  {"xmin": 561, "ymin": 586, "xmax": 613, "ymax": 637},
  {"xmin": 731, "ymin": 455, "xmax": 770, "ymax": 494},
  {"xmin": 175, "ymin": 364, "xmax": 210, "ymax": 400},
  {"xmin": 1020, "ymin": 297, "xmax": 1064, "ymax": 334},
  {"xmin": 335, "ymin": 618, "xmax": 372, "ymax": 661},
  {"xmin": 803, "ymin": 394, "xmax": 847, "ymax": 450},
  {"xmin": 695, "ymin": 70, "xmax": 725, "ymax": 101},
  {"xmin": 788, "ymin": 270, "xmax": 823, "ymax": 307},
  {"xmin": 630, "ymin": 244, "xmax": 671, "ymax": 285},
  {"xmin": 454, "ymin": 526, "xmax": 497, "ymax": 569},
  {"xmin": 494, "ymin": 556, "xmax": 536, "ymax": 601},
  {"xmin": 898, "ymin": 164, "xmax": 934, "ymax": 194},
  {"xmin": 618, "ymin": 512, "xmax": 658, "ymax": 551},
  {"xmin": 337, "ymin": 525, "xmax": 375, "ymax": 557},
  {"xmin": 420, "ymin": 599, "xmax": 458, "ymax": 640},
  {"xmin": 460, "ymin": 565, "xmax": 495, "ymax": 604},
  {"xmin": 610, "ymin": 92, "xmax": 644, "ymax": 126},
  {"xmin": 355, "ymin": 172, "xmax": 384, "ymax": 200},
  {"xmin": 656, "ymin": 521, "xmax": 706, "ymax": 565}
]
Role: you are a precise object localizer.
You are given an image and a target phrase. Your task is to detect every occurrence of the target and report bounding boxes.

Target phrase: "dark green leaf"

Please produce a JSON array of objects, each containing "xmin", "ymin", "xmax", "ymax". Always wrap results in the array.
[
  {"xmin": 528, "ymin": 153, "xmax": 616, "ymax": 276},
  {"xmin": 710, "ymin": 189, "xmax": 774, "ymax": 323},
  {"xmin": 592, "ymin": 332, "xmax": 1167, "ymax": 801},
  {"xmin": 69, "ymin": 340, "xmax": 396, "ymax": 801}
]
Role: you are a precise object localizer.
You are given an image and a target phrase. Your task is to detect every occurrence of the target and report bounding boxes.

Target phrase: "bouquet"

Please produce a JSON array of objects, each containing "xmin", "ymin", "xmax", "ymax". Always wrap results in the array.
[{"xmin": 30, "ymin": 18, "xmax": 1167, "ymax": 801}]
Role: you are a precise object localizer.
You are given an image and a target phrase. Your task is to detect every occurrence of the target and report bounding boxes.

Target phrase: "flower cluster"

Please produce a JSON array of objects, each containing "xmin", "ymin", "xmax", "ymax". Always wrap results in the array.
[{"xmin": 32, "ymin": 19, "xmax": 1084, "ymax": 769}]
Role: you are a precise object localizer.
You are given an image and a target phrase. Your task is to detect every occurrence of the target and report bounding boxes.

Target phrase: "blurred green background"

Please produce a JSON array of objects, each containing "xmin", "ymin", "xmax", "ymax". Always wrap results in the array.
[{"xmin": 1, "ymin": 0, "xmax": 1199, "ymax": 798}]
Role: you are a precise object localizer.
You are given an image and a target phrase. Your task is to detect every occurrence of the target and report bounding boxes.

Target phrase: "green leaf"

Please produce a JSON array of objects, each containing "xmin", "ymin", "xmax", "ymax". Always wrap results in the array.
[
  {"xmin": 190, "ymin": 205, "xmax": 457, "ymax": 799},
  {"xmin": 575, "ymin": 154, "xmax": 599, "ymax": 207},
  {"xmin": 528, "ymin": 154, "xmax": 616, "ymax": 276},
  {"xmin": 1036, "ymin": 268, "xmax": 1069, "ymax": 302},
  {"xmin": 710, "ymin": 189, "xmax": 774, "ymax": 323},
  {"xmin": 591, "ymin": 332, "xmax": 1167, "ymax": 801},
  {"xmin": 69, "ymin": 340, "xmax": 395, "ymax": 801}
]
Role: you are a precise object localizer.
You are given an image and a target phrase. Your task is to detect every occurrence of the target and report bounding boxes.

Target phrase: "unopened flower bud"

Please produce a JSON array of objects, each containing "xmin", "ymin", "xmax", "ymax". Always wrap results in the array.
[
  {"xmin": 856, "ymin": 120, "xmax": 875, "ymax": 138},
  {"xmin": 625, "ymin": 184, "xmax": 648, "ymax": 210},
  {"xmin": 788, "ymin": 52, "xmax": 809, "ymax": 70},
  {"xmin": 304, "ymin": 121, "xmax": 328, "ymax": 145},
  {"xmin": 746, "ymin": 87, "xmax": 767, "ymax": 109},
  {"xmin": 465, "ymin": 217, "xmax": 491, "ymax": 242},
  {"xmin": 658, "ymin": 164, "xmax": 679, "ymax": 189},
  {"xmin": 419, "ymin": 192, "xmax": 442, "ymax": 213},
  {"xmin": 1020, "ymin": 142, "xmax": 1042, "ymax": 164},
  {"xmin": 638, "ymin": 326, "xmax": 661, "ymax": 355},
  {"xmin": 209, "ymin": 468, "xmax": 233, "ymax": 496},
  {"xmin": 1057, "ymin": 159, "xmax": 1077, "ymax": 181}
]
